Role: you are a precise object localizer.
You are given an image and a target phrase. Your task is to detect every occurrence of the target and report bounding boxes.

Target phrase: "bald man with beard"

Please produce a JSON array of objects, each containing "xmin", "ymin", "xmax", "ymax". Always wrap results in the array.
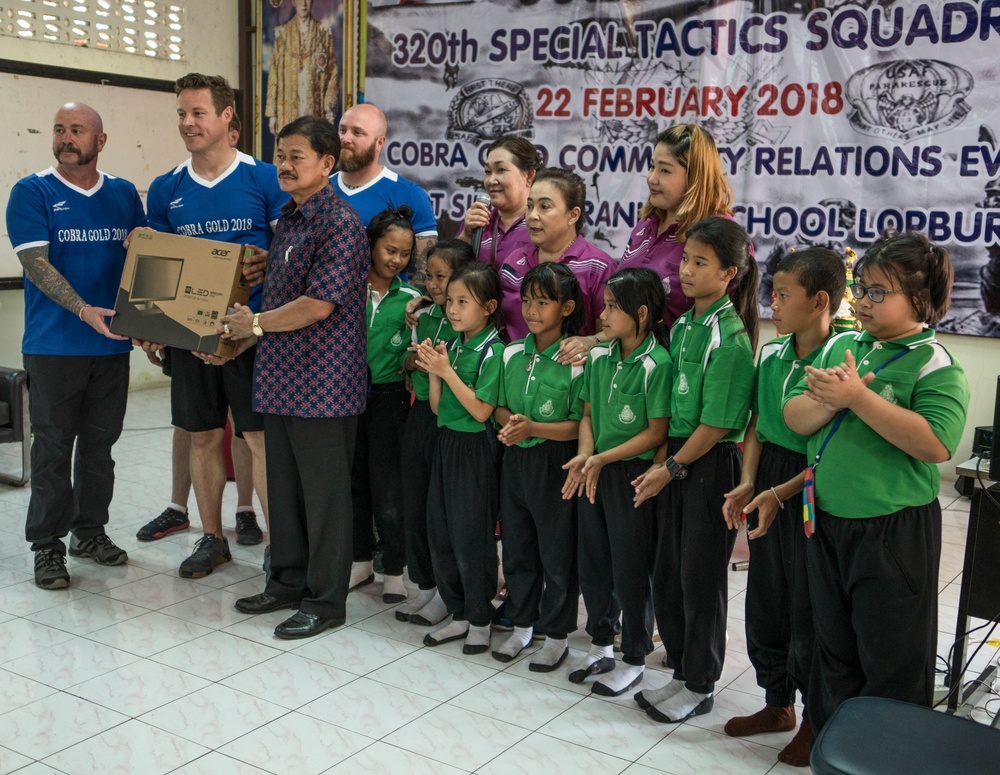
[
  {"xmin": 5, "ymin": 102, "xmax": 146, "ymax": 589},
  {"xmin": 330, "ymin": 103, "xmax": 437, "ymax": 287}
]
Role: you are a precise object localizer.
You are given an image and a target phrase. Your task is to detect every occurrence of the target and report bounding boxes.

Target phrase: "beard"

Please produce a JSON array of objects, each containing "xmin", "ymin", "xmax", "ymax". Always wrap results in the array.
[
  {"xmin": 338, "ymin": 139, "xmax": 378, "ymax": 173},
  {"xmin": 55, "ymin": 143, "xmax": 98, "ymax": 166}
]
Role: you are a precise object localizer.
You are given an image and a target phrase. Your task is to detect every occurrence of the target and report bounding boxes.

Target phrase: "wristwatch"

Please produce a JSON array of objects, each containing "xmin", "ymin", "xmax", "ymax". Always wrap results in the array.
[
  {"xmin": 665, "ymin": 456, "xmax": 688, "ymax": 480},
  {"xmin": 252, "ymin": 313, "xmax": 264, "ymax": 337}
]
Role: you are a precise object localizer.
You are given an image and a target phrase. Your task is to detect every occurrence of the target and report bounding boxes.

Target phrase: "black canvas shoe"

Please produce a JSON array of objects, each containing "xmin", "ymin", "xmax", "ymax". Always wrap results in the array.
[
  {"xmin": 178, "ymin": 534, "xmax": 231, "ymax": 578},
  {"xmin": 235, "ymin": 511, "xmax": 263, "ymax": 546},
  {"xmin": 136, "ymin": 507, "xmax": 190, "ymax": 541}
]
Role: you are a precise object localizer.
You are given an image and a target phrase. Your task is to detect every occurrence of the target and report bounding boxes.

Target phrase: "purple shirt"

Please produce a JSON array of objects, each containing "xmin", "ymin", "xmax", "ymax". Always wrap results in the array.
[
  {"xmin": 477, "ymin": 209, "xmax": 532, "ymax": 269},
  {"xmin": 618, "ymin": 217, "xmax": 692, "ymax": 327},
  {"xmin": 253, "ymin": 185, "xmax": 371, "ymax": 418},
  {"xmin": 499, "ymin": 235, "xmax": 614, "ymax": 341}
]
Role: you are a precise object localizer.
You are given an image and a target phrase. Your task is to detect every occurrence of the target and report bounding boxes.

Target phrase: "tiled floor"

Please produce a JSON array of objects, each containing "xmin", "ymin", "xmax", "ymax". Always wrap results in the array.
[{"xmin": 0, "ymin": 386, "xmax": 996, "ymax": 774}]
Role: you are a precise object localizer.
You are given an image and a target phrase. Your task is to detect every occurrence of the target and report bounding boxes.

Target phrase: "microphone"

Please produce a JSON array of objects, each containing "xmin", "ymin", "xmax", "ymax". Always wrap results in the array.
[{"xmin": 470, "ymin": 192, "xmax": 492, "ymax": 255}]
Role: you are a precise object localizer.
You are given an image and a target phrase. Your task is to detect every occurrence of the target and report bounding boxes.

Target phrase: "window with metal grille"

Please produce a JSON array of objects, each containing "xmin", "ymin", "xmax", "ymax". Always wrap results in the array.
[{"xmin": 0, "ymin": 1, "xmax": 185, "ymax": 60}]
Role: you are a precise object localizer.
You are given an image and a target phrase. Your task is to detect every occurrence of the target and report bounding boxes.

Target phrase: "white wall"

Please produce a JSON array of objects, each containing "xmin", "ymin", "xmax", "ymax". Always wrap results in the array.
[{"xmin": 0, "ymin": 4, "xmax": 240, "ymax": 84}]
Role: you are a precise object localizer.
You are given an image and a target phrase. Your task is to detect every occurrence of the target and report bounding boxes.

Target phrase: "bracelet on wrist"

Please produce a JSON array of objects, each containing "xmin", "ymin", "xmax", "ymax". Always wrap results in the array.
[
  {"xmin": 78, "ymin": 304, "xmax": 90, "ymax": 320},
  {"xmin": 770, "ymin": 486, "xmax": 784, "ymax": 509}
]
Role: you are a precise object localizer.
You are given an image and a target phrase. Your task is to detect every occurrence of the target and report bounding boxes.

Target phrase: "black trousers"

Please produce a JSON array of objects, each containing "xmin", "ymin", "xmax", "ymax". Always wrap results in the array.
[
  {"xmin": 500, "ymin": 441, "xmax": 579, "ymax": 639},
  {"xmin": 656, "ymin": 440, "xmax": 741, "ymax": 693},
  {"xmin": 23, "ymin": 353, "xmax": 129, "ymax": 553},
  {"xmin": 351, "ymin": 382, "xmax": 410, "ymax": 575},
  {"xmin": 806, "ymin": 501, "xmax": 941, "ymax": 733},
  {"xmin": 745, "ymin": 443, "xmax": 813, "ymax": 709},
  {"xmin": 426, "ymin": 427, "xmax": 498, "ymax": 627},
  {"xmin": 579, "ymin": 459, "xmax": 656, "ymax": 664},
  {"xmin": 400, "ymin": 399, "xmax": 438, "ymax": 589},
  {"xmin": 263, "ymin": 413, "xmax": 358, "ymax": 620}
]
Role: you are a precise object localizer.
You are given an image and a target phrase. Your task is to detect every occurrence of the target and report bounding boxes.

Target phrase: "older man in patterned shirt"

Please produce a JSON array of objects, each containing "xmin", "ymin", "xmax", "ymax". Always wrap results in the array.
[{"xmin": 223, "ymin": 115, "xmax": 370, "ymax": 639}]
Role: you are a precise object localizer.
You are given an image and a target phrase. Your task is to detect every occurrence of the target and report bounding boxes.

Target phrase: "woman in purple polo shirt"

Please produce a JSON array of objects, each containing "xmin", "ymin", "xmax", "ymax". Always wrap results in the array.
[
  {"xmin": 558, "ymin": 123, "xmax": 736, "ymax": 364},
  {"xmin": 460, "ymin": 136, "xmax": 542, "ymax": 267},
  {"xmin": 498, "ymin": 168, "xmax": 614, "ymax": 342}
]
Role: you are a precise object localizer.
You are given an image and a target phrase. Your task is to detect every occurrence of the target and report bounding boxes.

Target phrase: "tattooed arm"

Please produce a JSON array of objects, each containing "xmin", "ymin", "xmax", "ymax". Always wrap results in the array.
[
  {"xmin": 17, "ymin": 244, "xmax": 127, "ymax": 341},
  {"xmin": 410, "ymin": 234, "xmax": 435, "ymax": 289}
]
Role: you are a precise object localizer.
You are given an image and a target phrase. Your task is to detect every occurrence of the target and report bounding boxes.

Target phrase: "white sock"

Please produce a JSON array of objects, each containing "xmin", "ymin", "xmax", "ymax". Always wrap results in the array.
[
  {"xmin": 573, "ymin": 643, "xmax": 613, "ymax": 672},
  {"xmin": 411, "ymin": 591, "xmax": 448, "ymax": 626},
  {"xmin": 397, "ymin": 587, "xmax": 435, "ymax": 617},
  {"xmin": 427, "ymin": 618, "xmax": 468, "ymax": 643},
  {"xmin": 493, "ymin": 626, "xmax": 532, "ymax": 660},
  {"xmin": 382, "ymin": 574, "xmax": 406, "ymax": 602},
  {"xmin": 654, "ymin": 687, "xmax": 713, "ymax": 721},
  {"xmin": 641, "ymin": 678, "xmax": 685, "ymax": 706},
  {"xmin": 595, "ymin": 663, "xmax": 644, "ymax": 694},
  {"xmin": 465, "ymin": 624, "xmax": 492, "ymax": 650},
  {"xmin": 530, "ymin": 637, "xmax": 567, "ymax": 667},
  {"xmin": 236, "ymin": 505, "xmax": 254, "ymax": 514},
  {"xmin": 349, "ymin": 560, "xmax": 374, "ymax": 589},
  {"xmin": 169, "ymin": 503, "xmax": 188, "ymax": 515}
]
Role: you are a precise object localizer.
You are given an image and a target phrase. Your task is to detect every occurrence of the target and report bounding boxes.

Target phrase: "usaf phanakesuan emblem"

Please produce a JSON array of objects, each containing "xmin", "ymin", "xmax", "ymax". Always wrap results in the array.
[
  {"xmin": 538, "ymin": 399, "xmax": 555, "ymax": 418},
  {"xmin": 844, "ymin": 59, "xmax": 972, "ymax": 142},
  {"xmin": 619, "ymin": 404, "xmax": 636, "ymax": 424},
  {"xmin": 391, "ymin": 331, "xmax": 404, "ymax": 347},
  {"xmin": 447, "ymin": 78, "xmax": 534, "ymax": 143},
  {"xmin": 677, "ymin": 373, "xmax": 690, "ymax": 395}
]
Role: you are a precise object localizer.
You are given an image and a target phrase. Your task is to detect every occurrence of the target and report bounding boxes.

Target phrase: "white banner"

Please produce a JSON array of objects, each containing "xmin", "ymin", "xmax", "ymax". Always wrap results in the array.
[{"xmin": 365, "ymin": 0, "xmax": 1000, "ymax": 336}]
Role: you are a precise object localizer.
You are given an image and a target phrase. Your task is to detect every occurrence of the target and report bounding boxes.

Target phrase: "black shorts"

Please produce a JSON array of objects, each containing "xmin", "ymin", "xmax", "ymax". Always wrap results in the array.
[{"xmin": 169, "ymin": 345, "xmax": 263, "ymax": 436}]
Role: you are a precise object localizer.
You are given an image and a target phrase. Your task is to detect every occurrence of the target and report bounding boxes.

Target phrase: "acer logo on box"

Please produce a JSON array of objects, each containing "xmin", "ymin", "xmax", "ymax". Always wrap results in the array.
[{"xmin": 211, "ymin": 248, "xmax": 231, "ymax": 256}]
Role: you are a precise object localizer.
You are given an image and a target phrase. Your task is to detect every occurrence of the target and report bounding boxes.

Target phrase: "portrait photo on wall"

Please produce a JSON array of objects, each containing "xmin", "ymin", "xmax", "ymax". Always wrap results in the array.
[{"xmin": 257, "ymin": 0, "xmax": 346, "ymax": 162}]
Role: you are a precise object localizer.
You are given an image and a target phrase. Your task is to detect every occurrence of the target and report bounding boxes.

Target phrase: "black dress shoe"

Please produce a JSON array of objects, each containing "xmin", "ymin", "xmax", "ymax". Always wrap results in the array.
[
  {"xmin": 274, "ymin": 610, "xmax": 345, "ymax": 640},
  {"xmin": 235, "ymin": 592, "xmax": 299, "ymax": 614}
]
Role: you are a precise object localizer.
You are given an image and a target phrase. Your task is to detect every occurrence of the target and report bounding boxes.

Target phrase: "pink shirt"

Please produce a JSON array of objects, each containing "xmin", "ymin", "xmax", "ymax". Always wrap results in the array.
[{"xmin": 499, "ymin": 235, "xmax": 614, "ymax": 341}]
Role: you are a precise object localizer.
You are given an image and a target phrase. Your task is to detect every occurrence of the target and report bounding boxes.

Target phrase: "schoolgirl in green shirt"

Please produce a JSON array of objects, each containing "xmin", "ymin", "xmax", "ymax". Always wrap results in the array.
[
  {"xmin": 783, "ymin": 230, "xmax": 969, "ymax": 734},
  {"xmin": 415, "ymin": 262, "xmax": 506, "ymax": 656},
  {"xmin": 633, "ymin": 216, "xmax": 758, "ymax": 723},
  {"xmin": 350, "ymin": 208, "xmax": 420, "ymax": 604},
  {"xmin": 492, "ymin": 263, "xmax": 586, "ymax": 671},
  {"xmin": 563, "ymin": 267, "xmax": 673, "ymax": 696},
  {"xmin": 397, "ymin": 240, "xmax": 476, "ymax": 627}
]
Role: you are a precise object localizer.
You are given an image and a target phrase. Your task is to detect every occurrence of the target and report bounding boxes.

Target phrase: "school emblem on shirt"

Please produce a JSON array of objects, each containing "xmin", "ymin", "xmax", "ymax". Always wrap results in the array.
[
  {"xmin": 677, "ymin": 373, "xmax": 690, "ymax": 395},
  {"xmin": 880, "ymin": 383, "xmax": 898, "ymax": 404},
  {"xmin": 661, "ymin": 276, "xmax": 671, "ymax": 298},
  {"xmin": 538, "ymin": 399, "xmax": 555, "ymax": 418},
  {"xmin": 619, "ymin": 404, "xmax": 636, "ymax": 424},
  {"xmin": 390, "ymin": 331, "xmax": 404, "ymax": 347}
]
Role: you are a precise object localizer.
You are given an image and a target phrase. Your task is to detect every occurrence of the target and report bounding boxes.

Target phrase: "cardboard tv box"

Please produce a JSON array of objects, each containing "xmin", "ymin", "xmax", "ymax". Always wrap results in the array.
[{"xmin": 110, "ymin": 230, "xmax": 252, "ymax": 358}]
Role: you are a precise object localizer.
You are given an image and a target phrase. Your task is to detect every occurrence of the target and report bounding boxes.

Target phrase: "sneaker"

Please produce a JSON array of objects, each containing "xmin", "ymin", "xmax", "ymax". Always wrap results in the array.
[
  {"xmin": 235, "ymin": 511, "xmax": 263, "ymax": 546},
  {"xmin": 136, "ymin": 507, "xmax": 189, "ymax": 541},
  {"xmin": 34, "ymin": 548, "xmax": 70, "ymax": 589},
  {"xmin": 179, "ymin": 534, "xmax": 231, "ymax": 578},
  {"xmin": 68, "ymin": 534, "xmax": 128, "ymax": 566}
]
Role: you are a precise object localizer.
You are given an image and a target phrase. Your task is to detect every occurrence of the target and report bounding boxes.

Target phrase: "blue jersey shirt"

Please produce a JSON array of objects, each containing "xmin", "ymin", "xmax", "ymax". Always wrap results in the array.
[
  {"xmin": 6, "ymin": 167, "xmax": 146, "ymax": 356},
  {"xmin": 330, "ymin": 167, "xmax": 437, "ymax": 237},
  {"xmin": 147, "ymin": 152, "xmax": 288, "ymax": 311}
]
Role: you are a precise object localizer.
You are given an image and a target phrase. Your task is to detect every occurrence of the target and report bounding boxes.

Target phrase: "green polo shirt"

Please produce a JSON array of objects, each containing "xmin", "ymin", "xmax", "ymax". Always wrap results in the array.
[
  {"xmin": 752, "ymin": 334, "xmax": 827, "ymax": 454},
  {"xmin": 407, "ymin": 303, "xmax": 455, "ymax": 401},
  {"xmin": 437, "ymin": 326, "xmax": 504, "ymax": 433},
  {"xmin": 581, "ymin": 332, "xmax": 672, "ymax": 461},
  {"xmin": 367, "ymin": 277, "xmax": 421, "ymax": 385},
  {"xmin": 784, "ymin": 329, "xmax": 969, "ymax": 519},
  {"xmin": 668, "ymin": 295, "xmax": 754, "ymax": 441},
  {"xmin": 497, "ymin": 334, "xmax": 585, "ymax": 449}
]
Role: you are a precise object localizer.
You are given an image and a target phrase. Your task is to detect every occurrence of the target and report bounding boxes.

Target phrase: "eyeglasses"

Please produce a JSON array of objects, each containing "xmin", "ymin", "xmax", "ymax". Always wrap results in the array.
[{"xmin": 850, "ymin": 284, "xmax": 904, "ymax": 304}]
